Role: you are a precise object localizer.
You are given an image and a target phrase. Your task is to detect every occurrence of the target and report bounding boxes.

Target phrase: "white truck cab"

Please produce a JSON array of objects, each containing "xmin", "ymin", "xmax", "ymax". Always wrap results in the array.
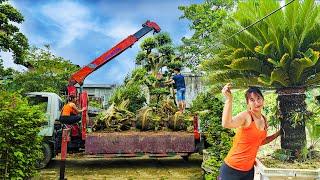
[
  {"xmin": 26, "ymin": 92, "xmax": 63, "ymax": 136},
  {"xmin": 26, "ymin": 92, "xmax": 63, "ymax": 168}
]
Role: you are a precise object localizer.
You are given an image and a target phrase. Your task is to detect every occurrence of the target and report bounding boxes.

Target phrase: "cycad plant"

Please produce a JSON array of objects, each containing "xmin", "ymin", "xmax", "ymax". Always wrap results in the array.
[{"xmin": 203, "ymin": 0, "xmax": 320, "ymax": 160}]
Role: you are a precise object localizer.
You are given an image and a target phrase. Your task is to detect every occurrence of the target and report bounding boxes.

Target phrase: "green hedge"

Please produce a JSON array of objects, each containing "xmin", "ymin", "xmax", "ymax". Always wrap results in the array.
[
  {"xmin": 0, "ymin": 90, "xmax": 45, "ymax": 179},
  {"xmin": 190, "ymin": 91, "xmax": 234, "ymax": 179}
]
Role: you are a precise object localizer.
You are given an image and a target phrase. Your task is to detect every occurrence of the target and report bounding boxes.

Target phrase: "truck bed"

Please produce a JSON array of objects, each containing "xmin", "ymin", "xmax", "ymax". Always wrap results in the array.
[{"xmin": 85, "ymin": 131, "xmax": 195, "ymax": 155}]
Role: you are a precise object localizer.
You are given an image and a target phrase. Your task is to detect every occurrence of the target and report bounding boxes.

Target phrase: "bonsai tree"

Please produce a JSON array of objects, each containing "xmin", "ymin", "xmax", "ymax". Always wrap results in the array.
[{"xmin": 135, "ymin": 32, "xmax": 183, "ymax": 105}]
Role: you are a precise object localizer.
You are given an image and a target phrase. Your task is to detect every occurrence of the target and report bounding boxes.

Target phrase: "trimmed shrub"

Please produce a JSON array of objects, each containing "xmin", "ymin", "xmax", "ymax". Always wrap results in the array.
[
  {"xmin": 0, "ymin": 90, "xmax": 45, "ymax": 179},
  {"xmin": 190, "ymin": 91, "xmax": 234, "ymax": 178}
]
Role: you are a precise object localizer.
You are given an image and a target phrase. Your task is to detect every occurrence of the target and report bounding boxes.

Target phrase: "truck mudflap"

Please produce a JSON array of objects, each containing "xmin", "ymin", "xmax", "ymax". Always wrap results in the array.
[{"xmin": 85, "ymin": 131, "xmax": 195, "ymax": 155}]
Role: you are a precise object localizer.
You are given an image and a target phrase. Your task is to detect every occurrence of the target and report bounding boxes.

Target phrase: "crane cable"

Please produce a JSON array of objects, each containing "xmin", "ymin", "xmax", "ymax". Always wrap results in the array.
[
  {"xmin": 220, "ymin": 0, "xmax": 320, "ymax": 93},
  {"xmin": 225, "ymin": 0, "xmax": 296, "ymax": 41}
]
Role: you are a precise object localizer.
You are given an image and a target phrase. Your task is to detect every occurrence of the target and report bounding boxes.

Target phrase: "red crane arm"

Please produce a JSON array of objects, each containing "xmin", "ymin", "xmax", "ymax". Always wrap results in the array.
[{"xmin": 67, "ymin": 21, "xmax": 160, "ymax": 95}]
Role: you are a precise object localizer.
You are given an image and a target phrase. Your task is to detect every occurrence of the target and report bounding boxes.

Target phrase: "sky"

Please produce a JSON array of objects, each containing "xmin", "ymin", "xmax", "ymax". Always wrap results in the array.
[{"xmin": 1, "ymin": 0, "xmax": 202, "ymax": 85}]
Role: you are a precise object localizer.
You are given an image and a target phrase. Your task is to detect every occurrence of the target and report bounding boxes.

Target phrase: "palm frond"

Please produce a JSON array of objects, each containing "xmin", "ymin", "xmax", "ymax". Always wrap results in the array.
[
  {"xmin": 298, "ymin": 2, "xmax": 319, "ymax": 46},
  {"xmin": 201, "ymin": 58, "xmax": 231, "ymax": 71},
  {"xmin": 279, "ymin": 53, "xmax": 291, "ymax": 68},
  {"xmin": 289, "ymin": 49, "xmax": 319, "ymax": 84},
  {"xmin": 309, "ymin": 42, "xmax": 320, "ymax": 51},
  {"xmin": 207, "ymin": 70, "xmax": 258, "ymax": 85},
  {"xmin": 233, "ymin": 48, "xmax": 255, "ymax": 59},
  {"xmin": 270, "ymin": 68, "xmax": 290, "ymax": 86},
  {"xmin": 306, "ymin": 73, "xmax": 320, "ymax": 85},
  {"xmin": 226, "ymin": 57, "xmax": 272, "ymax": 75}
]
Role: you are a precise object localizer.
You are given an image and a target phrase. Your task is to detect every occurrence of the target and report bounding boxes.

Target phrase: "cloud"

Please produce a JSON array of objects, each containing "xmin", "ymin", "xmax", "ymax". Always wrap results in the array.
[
  {"xmin": 0, "ymin": 52, "xmax": 27, "ymax": 72},
  {"xmin": 39, "ymin": 1, "xmax": 143, "ymax": 47},
  {"xmin": 7, "ymin": 0, "xmax": 200, "ymax": 84},
  {"xmin": 93, "ymin": 1, "xmax": 189, "ymax": 44},
  {"xmin": 84, "ymin": 55, "xmax": 136, "ymax": 85},
  {"xmin": 98, "ymin": 21, "xmax": 140, "ymax": 40},
  {"xmin": 41, "ymin": 1, "xmax": 94, "ymax": 47}
]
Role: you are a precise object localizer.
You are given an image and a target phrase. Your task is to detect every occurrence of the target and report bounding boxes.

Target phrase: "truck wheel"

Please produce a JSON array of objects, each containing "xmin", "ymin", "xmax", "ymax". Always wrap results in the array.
[
  {"xmin": 182, "ymin": 155, "xmax": 189, "ymax": 161},
  {"xmin": 36, "ymin": 142, "xmax": 52, "ymax": 169}
]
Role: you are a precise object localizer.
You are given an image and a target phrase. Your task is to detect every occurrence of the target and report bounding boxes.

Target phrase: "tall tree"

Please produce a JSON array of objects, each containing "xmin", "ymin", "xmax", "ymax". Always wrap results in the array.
[
  {"xmin": 7, "ymin": 46, "xmax": 79, "ymax": 95},
  {"xmin": 178, "ymin": 0, "xmax": 236, "ymax": 71},
  {"xmin": 0, "ymin": 0, "xmax": 30, "ymax": 68},
  {"xmin": 204, "ymin": 0, "xmax": 320, "ymax": 159}
]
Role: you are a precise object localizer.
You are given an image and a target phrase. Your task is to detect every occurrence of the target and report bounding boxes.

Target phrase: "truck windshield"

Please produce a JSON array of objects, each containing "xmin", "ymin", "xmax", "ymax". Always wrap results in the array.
[{"xmin": 27, "ymin": 96, "xmax": 48, "ymax": 113}]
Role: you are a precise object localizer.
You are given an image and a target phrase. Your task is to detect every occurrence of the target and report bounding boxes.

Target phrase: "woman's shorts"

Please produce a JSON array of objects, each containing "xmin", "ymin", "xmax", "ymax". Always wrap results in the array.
[
  {"xmin": 59, "ymin": 115, "xmax": 81, "ymax": 125},
  {"xmin": 218, "ymin": 162, "xmax": 254, "ymax": 180}
]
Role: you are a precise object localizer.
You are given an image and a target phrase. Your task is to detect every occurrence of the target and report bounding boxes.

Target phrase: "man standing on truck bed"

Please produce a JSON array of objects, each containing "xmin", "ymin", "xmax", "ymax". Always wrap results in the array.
[
  {"xmin": 59, "ymin": 95, "xmax": 86, "ymax": 124},
  {"xmin": 165, "ymin": 67, "xmax": 186, "ymax": 113}
]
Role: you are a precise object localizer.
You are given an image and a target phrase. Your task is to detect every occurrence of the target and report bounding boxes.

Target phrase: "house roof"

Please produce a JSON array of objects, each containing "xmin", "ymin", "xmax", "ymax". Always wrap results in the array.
[{"xmin": 75, "ymin": 84, "xmax": 116, "ymax": 88}]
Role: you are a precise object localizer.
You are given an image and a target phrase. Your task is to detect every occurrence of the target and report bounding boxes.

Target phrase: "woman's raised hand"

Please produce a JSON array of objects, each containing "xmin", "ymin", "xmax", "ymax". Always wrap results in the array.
[{"xmin": 222, "ymin": 83, "xmax": 232, "ymax": 100}]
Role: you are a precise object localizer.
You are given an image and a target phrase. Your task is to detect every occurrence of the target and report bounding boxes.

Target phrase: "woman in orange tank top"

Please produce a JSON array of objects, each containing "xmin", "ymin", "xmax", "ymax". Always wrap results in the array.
[
  {"xmin": 219, "ymin": 84, "xmax": 281, "ymax": 180},
  {"xmin": 59, "ymin": 95, "xmax": 86, "ymax": 125}
]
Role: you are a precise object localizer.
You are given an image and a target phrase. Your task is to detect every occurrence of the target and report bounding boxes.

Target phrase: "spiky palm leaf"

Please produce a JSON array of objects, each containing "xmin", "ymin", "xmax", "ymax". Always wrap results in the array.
[
  {"xmin": 168, "ymin": 111, "xmax": 193, "ymax": 131},
  {"xmin": 93, "ymin": 102, "xmax": 135, "ymax": 132},
  {"xmin": 205, "ymin": 0, "xmax": 320, "ymax": 90},
  {"xmin": 136, "ymin": 107, "xmax": 161, "ymax": 131}
]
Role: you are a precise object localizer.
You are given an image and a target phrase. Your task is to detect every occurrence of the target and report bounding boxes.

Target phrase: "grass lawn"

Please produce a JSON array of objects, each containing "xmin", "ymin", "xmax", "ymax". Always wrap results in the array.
[{"xmin": 33, "ymin": 154, "xmax": 203, "ymax": 180}]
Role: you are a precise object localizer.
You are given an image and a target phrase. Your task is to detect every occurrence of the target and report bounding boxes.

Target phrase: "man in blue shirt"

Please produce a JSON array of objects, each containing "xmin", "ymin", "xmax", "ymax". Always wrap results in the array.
[{"xmin": 166, "ymin": 67, "xmax": 186, "ymax": 113}]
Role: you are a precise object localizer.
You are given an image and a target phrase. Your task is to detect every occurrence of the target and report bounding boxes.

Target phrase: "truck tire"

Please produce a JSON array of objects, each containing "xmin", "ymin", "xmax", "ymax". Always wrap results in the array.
[
  {"xmin": 182, "ymin": 155, "xmax": 189, "ymax": 161},
  {"xmin": 36, "ymin": 142, "xmax": 52, "ymax": 169}
]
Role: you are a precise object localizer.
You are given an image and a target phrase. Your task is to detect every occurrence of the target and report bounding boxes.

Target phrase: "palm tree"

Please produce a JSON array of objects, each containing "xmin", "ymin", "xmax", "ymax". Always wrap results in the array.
[{"xmin": 204, "ymin": 0, "xmax": 320, "ymax": 159}]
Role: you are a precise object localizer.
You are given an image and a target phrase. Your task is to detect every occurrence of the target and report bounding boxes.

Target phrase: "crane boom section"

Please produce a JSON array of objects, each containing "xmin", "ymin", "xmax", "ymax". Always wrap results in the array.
[{"xmin": 68, "ymin": 21, "xmax": 160, "ymax": 87}]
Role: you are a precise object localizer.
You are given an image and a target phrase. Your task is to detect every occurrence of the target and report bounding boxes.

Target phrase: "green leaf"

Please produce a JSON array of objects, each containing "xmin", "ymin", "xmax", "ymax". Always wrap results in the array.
[
  {"xmin": 258, "ymin": 74, "xmax": 271, "ymax": 86},
  {"xmin": 290, "ymin": 55, "xmax": 316, "ymax": 83},
  {"xmin": 254, "ymin": 45, "xmax": 263, "ymax": 54},
  {"xmin": 306, "ymin": 73, "xmax": 320, "ymax": 85},
  {"xmin": 270, "ymin": 68, "xmax": 289, "ymax": 86},
  {"xmin": 279, "ymin": 53, "xmax": 290, "ymax": 68},
  {"xmin": 263, "ymin": 42, "xmax": 274, "ymax": 55},
  {"xmin": 283, "ymin": 37, "xmax": 293, "ymax": 57},
  {"xmin": 267, "ymin": 58, "xmax": 279, "ymax": 67},
  {"xmin": 233, "ymin": 48, "xmax": 253, "ymax": 59},
  {"xmin": 303, "ymin": 49, "xmax": 320, "ymax": 64},
  {"xmin": 226, "ymin": 57, "xmax": 264, "ymax": 73}
]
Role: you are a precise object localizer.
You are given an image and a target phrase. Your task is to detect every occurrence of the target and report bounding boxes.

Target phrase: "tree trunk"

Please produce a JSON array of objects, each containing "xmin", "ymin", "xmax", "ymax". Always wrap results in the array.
[{"xmin": 277, "ymin": 87, "xmax": 307, "ymax": 160}]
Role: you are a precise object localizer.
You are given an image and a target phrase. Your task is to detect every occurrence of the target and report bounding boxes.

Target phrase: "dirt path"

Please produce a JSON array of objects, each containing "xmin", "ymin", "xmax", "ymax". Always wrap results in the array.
[{"xmin": 33, "ymin": 154, "xmax": 203, "ymax": 180}]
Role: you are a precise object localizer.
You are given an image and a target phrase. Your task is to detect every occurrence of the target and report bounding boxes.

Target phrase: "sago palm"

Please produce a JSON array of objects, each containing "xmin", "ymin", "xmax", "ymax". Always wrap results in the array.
[{"xmin": 203, "ymin": 0, "xmax": 320, "ymax": 160}]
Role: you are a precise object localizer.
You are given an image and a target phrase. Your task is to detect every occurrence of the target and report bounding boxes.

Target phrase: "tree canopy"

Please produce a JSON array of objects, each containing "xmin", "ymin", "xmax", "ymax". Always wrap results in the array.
[
  {"xmin": 0, "ymin": 0, "xmax": 30, "ymax": 68},
  {"xmin": 178, "ymin": 0, "xmax": 236, "ymax": 71},
  {"xmin": 7, "ymin": 46, "xmax": 79, "ymax": 95}
]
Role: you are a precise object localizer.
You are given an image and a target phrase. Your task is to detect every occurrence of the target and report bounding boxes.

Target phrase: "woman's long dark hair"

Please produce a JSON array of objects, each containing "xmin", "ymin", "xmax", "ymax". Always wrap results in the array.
[
  {"xmin": 245, "ymin": 87, "xmax": 264, "ymax": 103},
  {"xmin": 67, "ymin": 95, "xmax": 76, "ymax": 102}
]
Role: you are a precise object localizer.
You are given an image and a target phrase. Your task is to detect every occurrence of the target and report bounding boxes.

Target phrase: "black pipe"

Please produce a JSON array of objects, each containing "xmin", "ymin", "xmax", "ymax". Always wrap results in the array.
[{"xmin": 59, "ymin": 160, "xmax": 66, "ymax": 180}]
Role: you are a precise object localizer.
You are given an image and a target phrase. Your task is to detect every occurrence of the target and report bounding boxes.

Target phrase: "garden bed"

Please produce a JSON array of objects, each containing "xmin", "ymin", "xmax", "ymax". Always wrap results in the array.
[
  {"xmin": 259, "ymin": 155, "xmax": 320, "ymax": 170},
  {"xmin": 255, "ymin": 158, "xmax": 320, "ymax": 180}
]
